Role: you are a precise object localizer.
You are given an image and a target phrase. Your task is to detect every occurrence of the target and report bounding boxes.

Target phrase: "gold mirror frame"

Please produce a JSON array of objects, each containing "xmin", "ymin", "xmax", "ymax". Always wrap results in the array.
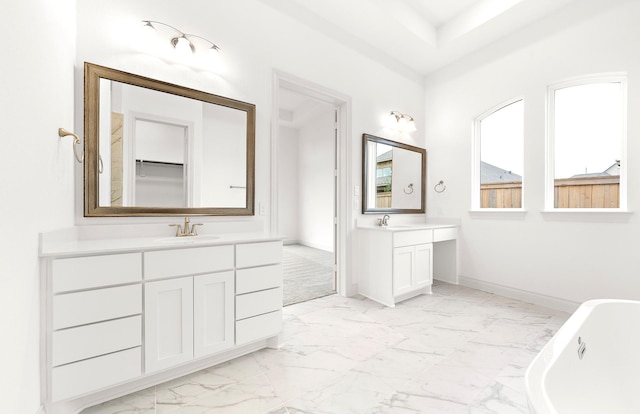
[
  {"xmin": 362, "ymin": 133, "xmax": 426, "ymax": 214},
  {"xmin": 84, "ymin": 62, "xmax": 255, "ymax": 217}
]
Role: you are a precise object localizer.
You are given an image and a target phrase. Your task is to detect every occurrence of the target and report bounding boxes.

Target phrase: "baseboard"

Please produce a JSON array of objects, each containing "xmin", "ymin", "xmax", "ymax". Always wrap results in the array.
[
  {"xmin": 297, "ymin": 240, "xmax": 333, "ymax": 252},
  {"xmin": 458, "ymin": 276, "xmax": 580, "ymax": 313}
]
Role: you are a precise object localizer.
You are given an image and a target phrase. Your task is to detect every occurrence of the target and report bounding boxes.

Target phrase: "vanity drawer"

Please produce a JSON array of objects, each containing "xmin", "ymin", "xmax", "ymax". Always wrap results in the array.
[
  {"xmin": 144, "ymin": 245, "xmax": 234, "ymax": 280},
  {"xmin": 236, "ymin": 241, "xmax": 282, "ymax": 268},
  {"xmin": 433, "ymin": 227, "xmax": 458, "ymax": 242},
  {"xmin": 52, "ymin": 253, "xmax": 142, "ymax": 293},
  {"xmin": 236, "ymin": 310, "xmax": 282, "ymax": 345},
  {"xmin": 52, "ymin": 316, "xmax": 141, "ymax": 366},
  {"xmin": 53, "ymin": 284, "xmax": 142, "ymax": 330},
  {"xmin": 51, "ymin": 347, "xmax": 141, "ymax": 401},
  {"xmin": 236, "ymin": 265, "xmax": 282, "ymax": 294},
  {"xmin": 393, "ymin": 230, "xmax": 433, "ymax": 247},
  {"xmin": 236, "ymin": 287, "xmax": 282, "ymax": 320}
]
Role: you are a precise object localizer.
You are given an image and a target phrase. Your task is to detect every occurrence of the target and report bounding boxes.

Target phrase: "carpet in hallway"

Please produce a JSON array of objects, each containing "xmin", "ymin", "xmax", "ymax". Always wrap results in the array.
[{"xmin": 282, "ymin": 244, "xmax": 335, "ymax": 305}]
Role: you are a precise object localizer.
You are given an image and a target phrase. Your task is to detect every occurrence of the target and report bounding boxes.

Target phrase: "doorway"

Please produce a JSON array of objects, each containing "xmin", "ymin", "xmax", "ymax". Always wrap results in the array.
[
  {"xmin": 273, "ymin": 71, "xmax": 352, "ymax": 306},
  {"xmin": 277, "ymin": 87, "xmax": 337, "ymax": 305}
]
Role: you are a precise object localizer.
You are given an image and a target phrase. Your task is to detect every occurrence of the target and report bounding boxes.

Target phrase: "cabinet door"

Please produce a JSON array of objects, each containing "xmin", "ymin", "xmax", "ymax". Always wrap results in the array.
[
  {"xmin": 414, "ymin": 243, "xmax": 433, "ymax": 289},
  {"xmin": 194, "ymin": 272, "xmax": 235, "ymax": 358},
  {"xmin": 145, "ymin": 278, "xmax": 193, "ymax": 373},
  {"xmin": 393, "ymin": 246, "xmax": 414, "ymax": 296}
]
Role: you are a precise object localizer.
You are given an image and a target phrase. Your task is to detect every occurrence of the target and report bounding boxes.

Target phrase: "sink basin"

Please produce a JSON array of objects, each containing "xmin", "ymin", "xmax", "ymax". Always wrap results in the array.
[
  {"xmin": 154, "ymin": 235, "xmax": 220, "ymax": 244},
  {"xmin": 381, "ymin": 225, "xmax": 426, "ymax": 230}
]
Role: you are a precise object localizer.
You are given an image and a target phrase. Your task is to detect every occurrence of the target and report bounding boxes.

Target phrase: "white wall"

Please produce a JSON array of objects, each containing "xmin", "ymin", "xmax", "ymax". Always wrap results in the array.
[
  {"xmin": 278, "ymin": 126, "xmax": 300, "ymax": 242},
  {"xmin": 298, "ymin": 105, "xmax": 336, "ymax": 252},
  {"xmin": 425, "ymin": 0, "xmax": 640, "ymax": 309},
  {"xmin": 391, "ymin": 147, "xmax": 422, "ymax": 210},
  {"xmin": 202, "ymin": 104, "xmax": 247, "ymax": 208},
  {"xmin": 74, "ymin": 0, "xmax": 426, "ymax": 294},
  {"xmin": 1, "ymin": 1, "xmax": 77, "ymax": 412}
]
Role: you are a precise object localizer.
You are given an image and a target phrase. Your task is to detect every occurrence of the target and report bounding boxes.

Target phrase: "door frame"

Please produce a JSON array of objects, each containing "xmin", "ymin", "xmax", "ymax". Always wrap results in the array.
[{"xmin": 271, "ymin": 69, "xmax": 353, "ymax": 297}]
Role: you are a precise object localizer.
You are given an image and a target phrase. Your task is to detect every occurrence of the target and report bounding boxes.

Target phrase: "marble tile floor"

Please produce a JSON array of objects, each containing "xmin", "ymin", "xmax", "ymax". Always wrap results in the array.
[{"xmin": 81, "ymin": 281, "xmax": 569, "ymax": 414}]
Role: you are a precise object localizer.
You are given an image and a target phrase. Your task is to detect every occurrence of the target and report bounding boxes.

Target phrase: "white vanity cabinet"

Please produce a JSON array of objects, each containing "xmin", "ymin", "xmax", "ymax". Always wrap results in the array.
[
  {"xmin": 41, "ymin": 234, "xmax": 283, "ymax": 414},
  {"xmin": 47, "ymin": 253, "xmax": 143, "ymax": 402},
  {"xmin": 235, "ymin": 241, "xmax": 283, "ymax": 345},
  {"xmin": 143, "ymin": 246, "xmax": 235, "ymax": 373},
  {"xmin": 357, "ymin": 225, "xmax": 457, "ymax": 307},
  {"xmin": 393, "ymin": 243, "xmax": 432, "ymax": 297}
]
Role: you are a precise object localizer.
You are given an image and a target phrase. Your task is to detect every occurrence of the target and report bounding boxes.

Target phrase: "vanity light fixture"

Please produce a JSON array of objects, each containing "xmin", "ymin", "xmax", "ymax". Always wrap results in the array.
[
  {"xmin": 389, "ymin": 111, "xmax": 417, "ymax": 133},
  {"xmin": 141, "ymin": 20, "xmax": 220, "ymax": 62}
]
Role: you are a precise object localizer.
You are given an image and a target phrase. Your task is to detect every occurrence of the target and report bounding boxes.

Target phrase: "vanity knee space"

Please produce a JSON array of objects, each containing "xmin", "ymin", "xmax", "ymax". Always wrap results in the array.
[{"xmin": 357, "ymin": 225, "xmax": 458, "ymax": 307}]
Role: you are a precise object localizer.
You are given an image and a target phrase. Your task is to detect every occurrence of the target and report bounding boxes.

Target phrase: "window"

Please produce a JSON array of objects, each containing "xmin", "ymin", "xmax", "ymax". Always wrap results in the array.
[
  {"xmin": 473, "ymin": 99, "xmax": 524, "ymax": 209},
  {"xmin": 547, "ymin": 77, "xmax": 626, "ymax": 209}
]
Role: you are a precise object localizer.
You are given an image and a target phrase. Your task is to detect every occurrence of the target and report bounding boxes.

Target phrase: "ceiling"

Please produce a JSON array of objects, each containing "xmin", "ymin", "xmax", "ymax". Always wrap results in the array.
[{"xmin": 259, "ymin": 0, "xmax": 579, "ymax": 78}]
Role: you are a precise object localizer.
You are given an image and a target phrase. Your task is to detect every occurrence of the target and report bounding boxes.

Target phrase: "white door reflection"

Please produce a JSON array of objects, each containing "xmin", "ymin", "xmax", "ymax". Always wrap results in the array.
[{"xmin": 133, "ymin": 120, "xmax": 188, "ymax": 207}]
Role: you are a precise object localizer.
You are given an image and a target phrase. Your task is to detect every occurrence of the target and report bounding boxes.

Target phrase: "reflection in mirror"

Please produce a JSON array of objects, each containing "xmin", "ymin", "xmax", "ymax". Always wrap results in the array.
[
  {"xmin": 362, "ymin": 134, "xmax": 426, "ymax": 214},
  {"xmin": 84, "ymin": 62, "xmax": 255, "ymax": 217}
]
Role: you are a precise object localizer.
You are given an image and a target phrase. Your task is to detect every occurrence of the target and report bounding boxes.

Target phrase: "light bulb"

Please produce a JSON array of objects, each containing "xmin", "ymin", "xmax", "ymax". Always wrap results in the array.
[
  {"xmin": 388, "ymin": 112, "xmax": 399, "ymax": 128},
  {"xmin": 203, "ymin": 45, "xmax": 221, "ymax": 67},
  {"xmin": 139, "ymin": 21, "xmax": 157, "ymax": 51},
  {"xmin": 398, "ymin": 116, "xmax": 408, "ymax": 130},
  {"xmin": 172, "ymin": 36, "xmax": 194, "ymax": 59},
  {"xmin": 141, "ymin": 21, "xmax": 156, "ymax": 38}
]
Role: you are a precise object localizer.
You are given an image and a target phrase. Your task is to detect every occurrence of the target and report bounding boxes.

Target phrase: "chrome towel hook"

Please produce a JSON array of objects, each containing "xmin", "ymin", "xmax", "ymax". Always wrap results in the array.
[
  {"xmin": 434, "ymin": 180, "xmax": 446, "ymax": 193},
  {"xmin": 403, "ymin": 183, "xmax": 414, "ymax": 194},
  {"xmin": 58, "ymin": 128, "xmax": 83, "ymax": 164}
]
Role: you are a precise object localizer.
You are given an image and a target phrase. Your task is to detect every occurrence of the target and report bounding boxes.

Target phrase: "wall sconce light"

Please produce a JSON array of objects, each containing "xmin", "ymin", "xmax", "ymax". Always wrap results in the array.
[
  {"xmin": 389, "ymin": 111, "xmax": 417, "ymax": 133},
  {"xmin": 141, "ymin": 20, "xmax": 220, "ymax": 67}
]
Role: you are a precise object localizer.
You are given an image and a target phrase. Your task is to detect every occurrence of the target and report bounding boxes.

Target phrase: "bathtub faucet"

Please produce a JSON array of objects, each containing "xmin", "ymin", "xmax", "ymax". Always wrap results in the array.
[{"xmin": 577, "ymin": 337, "xmax": 587, "ymax": 360}]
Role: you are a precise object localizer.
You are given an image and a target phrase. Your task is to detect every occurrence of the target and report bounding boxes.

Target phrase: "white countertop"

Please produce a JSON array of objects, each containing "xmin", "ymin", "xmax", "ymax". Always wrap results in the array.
[
  {"xmin": 39, "ymin": 232, "xmax": 284, "ymax": 257},
  {"xmin": 357, "ymin": 224, "xmax": 458, "ymax": 232}
]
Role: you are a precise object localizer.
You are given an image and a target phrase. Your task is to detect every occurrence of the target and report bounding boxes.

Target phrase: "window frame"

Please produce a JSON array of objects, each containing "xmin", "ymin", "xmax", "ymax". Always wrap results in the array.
[
  {"xmin": 471, "ymin": 97, "xmax": 525, "ymax": 212},
  {"xmin": 545, "ymin": 74, "xmax": 628, "ymax": 212}
]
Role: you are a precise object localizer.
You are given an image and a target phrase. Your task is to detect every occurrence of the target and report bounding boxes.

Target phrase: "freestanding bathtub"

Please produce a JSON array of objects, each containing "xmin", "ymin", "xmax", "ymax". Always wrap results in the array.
[{"xmin": 525, "ymin": 299, "xmax": 640, "ymax": 414}]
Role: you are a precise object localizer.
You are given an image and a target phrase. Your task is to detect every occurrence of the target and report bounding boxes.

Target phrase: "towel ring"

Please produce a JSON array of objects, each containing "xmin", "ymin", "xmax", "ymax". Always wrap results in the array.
[
  {"xmin": 58, "ymin": 127, "xmax": 104, "ymax": 174},
  {"xmin": 403, "ymin": 183, "xmax": 414, "ymax": 194},
  {"xmin": 58, "ymin": 128, "xmax": 83, "ymax": 163},
  {"xmin": 434, "ymin": 180, "xmax": 446, "ymax": 193}
]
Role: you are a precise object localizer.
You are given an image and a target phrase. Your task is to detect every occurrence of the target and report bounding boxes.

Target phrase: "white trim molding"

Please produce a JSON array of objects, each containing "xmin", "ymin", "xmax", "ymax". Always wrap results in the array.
[
  {"xmin": 459, "ymin": 275, "xmax": 580, "ymax": 313},
  {"xmin": 545, "ymin": 73, "xmax": 628, "ymax": 212},
  {"xmin": 270, "ymin": 69, "xmax": 354, "ymax": 297},
  {"xmin": 471, "ymin": 97, "xmax": 525, "ymax": 211}
]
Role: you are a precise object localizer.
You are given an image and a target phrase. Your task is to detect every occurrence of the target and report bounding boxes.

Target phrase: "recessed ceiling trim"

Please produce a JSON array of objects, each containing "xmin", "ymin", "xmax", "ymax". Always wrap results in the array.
[{"xmin": 437, "ymin": 0, "xmax": 525, "ymax": 46}]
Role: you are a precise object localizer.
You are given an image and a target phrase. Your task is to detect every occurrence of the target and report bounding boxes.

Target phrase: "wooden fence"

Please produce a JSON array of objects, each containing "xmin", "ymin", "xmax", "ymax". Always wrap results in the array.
[
  {"xmin": 481, "ymin": 181, "xmax": 522, "ymax": 208},
  {"xmin": 376, "ymin": 193, "xmax": 392, "ymax": 208},
  {"xmin": 481, "ymin": 176, "xmax": 620, "ymax": 208}
]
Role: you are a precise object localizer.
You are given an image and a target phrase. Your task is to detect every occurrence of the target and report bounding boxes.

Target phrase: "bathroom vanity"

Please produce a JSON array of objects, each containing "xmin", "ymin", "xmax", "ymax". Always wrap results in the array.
[
  {"xmin": 39, "ymin": 231, "xmax": 283, "ymax": 414},
  {"xmin": 357, "ymin": 224, "xmax": 458, "ymax": 306}
]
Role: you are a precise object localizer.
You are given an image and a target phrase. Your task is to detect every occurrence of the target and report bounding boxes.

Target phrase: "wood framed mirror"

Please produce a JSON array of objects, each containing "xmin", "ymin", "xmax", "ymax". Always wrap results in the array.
[
  {"xmin": 84, "ymin": 62, "xmax": 255, "ymax": 217},
  {"xmin": 362, "ymin": 133, "xmax": 426, "ymax": 214}
]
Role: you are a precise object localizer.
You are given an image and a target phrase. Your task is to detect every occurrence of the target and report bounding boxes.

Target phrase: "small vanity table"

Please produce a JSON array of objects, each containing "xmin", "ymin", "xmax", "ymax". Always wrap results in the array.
[
  {"xmin": 356, "ymin": 224, "xmax": 458, "ymax": 307},
  {"xmin": 359, "ymin": 133, "xmax": 458, "ymax": 306}
]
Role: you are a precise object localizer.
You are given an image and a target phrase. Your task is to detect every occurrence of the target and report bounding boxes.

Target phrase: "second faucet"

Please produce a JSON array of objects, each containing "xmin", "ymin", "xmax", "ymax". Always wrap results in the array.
[{"xmin": 170, "ymin": 217, "xmax": 203, "ymax": 237}]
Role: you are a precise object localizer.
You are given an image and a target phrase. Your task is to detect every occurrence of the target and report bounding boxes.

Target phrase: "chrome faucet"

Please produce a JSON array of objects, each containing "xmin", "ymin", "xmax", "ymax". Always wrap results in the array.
[
  {"xmin": 379, "ymin": 214, "xmax": 390, "ymax": 227},
  {"xmin": 169, "ymin": 217, "xmax": 203, "ymax": 237}
]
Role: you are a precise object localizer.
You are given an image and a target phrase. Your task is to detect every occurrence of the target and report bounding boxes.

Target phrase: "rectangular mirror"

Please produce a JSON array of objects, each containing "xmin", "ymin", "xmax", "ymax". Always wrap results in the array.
[
  {"xmin": 84, "ymin": 62, "xmax": 255, "ymax": 217},
  {"xmin": 362, "ymin": 134, "xmax": 426, "ymax": 214}
]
